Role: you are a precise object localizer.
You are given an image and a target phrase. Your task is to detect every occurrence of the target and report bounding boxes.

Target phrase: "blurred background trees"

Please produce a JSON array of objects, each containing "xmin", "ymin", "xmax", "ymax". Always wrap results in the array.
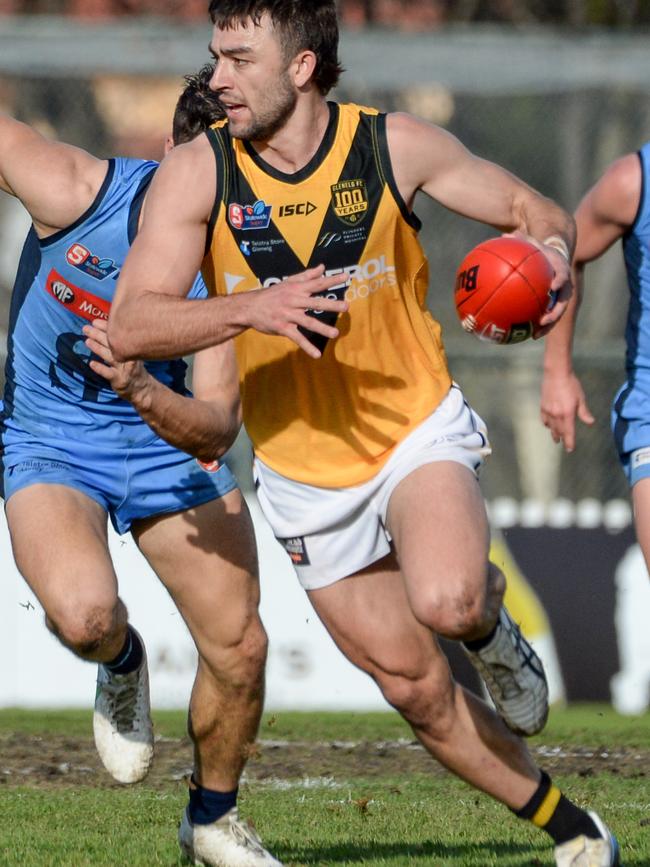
[{"xmin": 2, "ymin": 0, "xmax": 650, "ymax": 27}]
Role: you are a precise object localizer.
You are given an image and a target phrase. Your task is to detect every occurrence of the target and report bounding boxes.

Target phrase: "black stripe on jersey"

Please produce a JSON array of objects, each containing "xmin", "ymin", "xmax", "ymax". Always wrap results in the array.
[
  {"xmin": 241, "ymin": 102, "xmax": 339, "ymax": 184},
  {"xmin": 213, "ymin": 129, "xmax": 305, "ymax": 282},
  {"xmin": 127, "ymin": 165, "xmax": 157, "ymax": 244},
  {"xmin": 625, "ymin": 150, "xmax": 645, "ymax": 239},
  {"xmin": 306, "ymin": 111, "xmax": 384, "ymax": 271},
  {"xmin": 299, "ymin": 112, "xmax": 386, "ymax": 352},
  {"xmin": 206, "ymin": 127, "xmax": 231, "ymax": 255},
  {"xmin": 40, "ymin": 159, "xmax": 116, "ymax": 249},
  {"xmin": 0, "ymin": 227, "xmax": 42, "ymax": 491},
  {"xmin": 211, "ymin": 109, "xmax": 388, "ymax": 354},
  {"xmin": 374, "ymin": 113, "xmax": 421, "ymax": 232}
]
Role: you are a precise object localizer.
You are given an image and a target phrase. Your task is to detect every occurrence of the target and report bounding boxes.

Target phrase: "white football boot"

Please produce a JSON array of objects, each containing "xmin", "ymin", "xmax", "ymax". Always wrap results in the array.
[
  {"xmin": 464, "ymin": 606, "xmax": 549, "ymax": 735},
  {"xmin": 554, "ymin": 812, "xmax": 621, "ymax": 866},
  {"xmin": 93, "ymin": 630, "xmax": 154, "ymax": 784},
  {"xmin": 179, "ymin": 807, "xmax": 283, "ymax": 867}
]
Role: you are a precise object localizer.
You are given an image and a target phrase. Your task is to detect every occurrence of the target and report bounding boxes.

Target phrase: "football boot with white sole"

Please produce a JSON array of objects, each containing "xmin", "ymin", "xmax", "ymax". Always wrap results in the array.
[
  {"xmin": 93, "ymin": 631, "xmax": 154, "ymax": 784},
  {"xmin": 464, "ymin": 606, "xmax": 549, "ymax": 735},
  {"xmin": 179, "ymin": 807, "xmax": 283, "ymax": 867},
  {"xmin": 554, "ymin": 812, "xmax": 621, "ymax": 866}
]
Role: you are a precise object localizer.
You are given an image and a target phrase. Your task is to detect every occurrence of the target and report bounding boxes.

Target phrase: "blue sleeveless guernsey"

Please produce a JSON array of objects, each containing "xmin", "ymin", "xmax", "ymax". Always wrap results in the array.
[
  {"xmin": 612, "ymin": 142, "xmax": 650, "ymax": 484},
  {"xmin": 1, "ymin": 157, "xmax": 236, "ymax": 531}
]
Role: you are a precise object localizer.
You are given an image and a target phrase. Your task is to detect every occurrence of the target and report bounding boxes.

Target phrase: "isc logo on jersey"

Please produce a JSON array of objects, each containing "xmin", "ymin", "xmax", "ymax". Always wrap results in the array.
[
  {"xmin": 259, "ymin": 256, "xmax": 396, "ymax": 303},
  {"xmin": 278, "ymin": 202, "xmax": 317, "ymax": 218}
]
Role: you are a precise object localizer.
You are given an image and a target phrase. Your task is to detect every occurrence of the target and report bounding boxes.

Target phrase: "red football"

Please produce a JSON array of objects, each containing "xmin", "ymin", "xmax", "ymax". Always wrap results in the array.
[{"xmin": 454, "ymin": 236, "xmax": 555, "ymax": 344}]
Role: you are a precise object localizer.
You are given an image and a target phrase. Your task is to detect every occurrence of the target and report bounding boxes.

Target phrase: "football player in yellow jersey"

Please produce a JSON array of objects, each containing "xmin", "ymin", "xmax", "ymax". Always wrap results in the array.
[{"xmin": 109, "ymin": 2, "xmax": 619, "ymax": 864}]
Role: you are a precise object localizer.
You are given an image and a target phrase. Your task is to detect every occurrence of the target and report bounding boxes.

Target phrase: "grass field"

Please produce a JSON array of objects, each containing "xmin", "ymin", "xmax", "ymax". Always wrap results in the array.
[{"xmin": 0, "ymin": 705, "xmax": 648, "ymax": 866}]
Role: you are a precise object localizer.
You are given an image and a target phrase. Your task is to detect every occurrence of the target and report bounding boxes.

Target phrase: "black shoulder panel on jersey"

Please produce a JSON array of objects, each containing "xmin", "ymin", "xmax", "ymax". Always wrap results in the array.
[
  {"xmin": 205, "ymin": 127, "xmax": 232, "ymax": 254},
  {"xmin": 626, "ymin": 149, "xmax": 645, "ymax": 239},
  {"xmin": 127, "ymin": 165, "xmax": 157, "ymax": 245},
  {"xmin": 1, "ymin": 227, "xmax": 42, "ymax": 478},
  {"xmin": 374, "ymin": 113, "xmax": 421, "ymax": 232}
]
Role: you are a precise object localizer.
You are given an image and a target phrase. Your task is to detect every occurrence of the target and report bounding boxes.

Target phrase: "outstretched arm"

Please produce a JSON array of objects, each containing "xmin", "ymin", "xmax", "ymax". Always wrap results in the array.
[
  {"xmin": 84, "ymin": 319, "xmax": 241, "ymax": 463},
  {"xmin": 386, "ymin": 112, "xmax": 575, "ymax": 332},
  {"xmin": 0, "ymin": 114, "xmax": 108, "ymax": 235},
  {"xmin": 108, "ymin": 134, "xmax": 347, "ymax": 362},
  {"xmin": 541, "ymin": 151, "xmax": 641, "ymax": 451}
]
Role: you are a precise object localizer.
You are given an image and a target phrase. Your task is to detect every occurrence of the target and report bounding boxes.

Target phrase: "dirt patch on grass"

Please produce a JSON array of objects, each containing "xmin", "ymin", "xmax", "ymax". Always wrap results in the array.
[{"xmin": 0, "ymin": 734, "xmax": 648, "ymax": 790}]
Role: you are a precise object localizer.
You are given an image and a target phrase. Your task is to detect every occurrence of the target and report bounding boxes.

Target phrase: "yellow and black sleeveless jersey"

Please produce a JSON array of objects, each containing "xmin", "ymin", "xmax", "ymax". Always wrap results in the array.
[{"xmin": 202, "ymin": 102, "xmax": 452, "ymax": 487}]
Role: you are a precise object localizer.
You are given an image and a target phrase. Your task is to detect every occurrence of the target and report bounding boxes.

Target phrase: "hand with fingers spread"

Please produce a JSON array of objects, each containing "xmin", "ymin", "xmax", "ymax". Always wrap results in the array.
[{"xmin": 248, "ymin": 264, "xmax": 349, "ymax": 359}]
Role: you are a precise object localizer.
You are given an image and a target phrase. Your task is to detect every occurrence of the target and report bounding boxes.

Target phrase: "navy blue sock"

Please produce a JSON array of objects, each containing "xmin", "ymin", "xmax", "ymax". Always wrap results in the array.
[
  {"xmin": 188, "ymin": 775, "xmax": 238, "ymax": 825},
  {"xmin": 104, "ymin": 626, "xmax": 143, "ymax": 675}
]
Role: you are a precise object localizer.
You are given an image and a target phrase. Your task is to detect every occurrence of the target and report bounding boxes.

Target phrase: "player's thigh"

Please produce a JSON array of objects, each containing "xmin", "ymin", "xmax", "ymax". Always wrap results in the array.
[
  {"xmin": 632, "ymin": 477, "xmax": 650, "ymax": 573},
  {"xmin": 386, "ymin": 460, "xmax": 491, "ymax": 615},
  {"xmin": 131, "ymin": 489, "xmax": 261, "ymax": 648},
  {"xmin": 308, "ymin": 552, "xmax": 447, "ymax": 687},
  {"xmin": 5, "ymin": 483, "xmax": 117, "ymax": 620}
]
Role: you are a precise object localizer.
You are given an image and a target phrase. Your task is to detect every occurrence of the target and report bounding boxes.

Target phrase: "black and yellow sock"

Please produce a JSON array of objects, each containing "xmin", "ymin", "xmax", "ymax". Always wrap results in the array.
[{"xmin": 513, "ymin": 771, "xmax": 601, "ymax": 845}]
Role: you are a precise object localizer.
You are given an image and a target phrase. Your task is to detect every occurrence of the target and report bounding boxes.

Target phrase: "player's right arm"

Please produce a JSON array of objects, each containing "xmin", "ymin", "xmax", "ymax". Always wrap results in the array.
[
  {"xmin": 0, "ymin": 114, "xmax": 107, "ymax": 235},
  {"xmin": 108, "ymin": 135, "xmax": 347, "ymax": 362},
  {"xmin": 84, "ymin": 318, "xmax": 241, "ymax": 462},
  {"xmin": 540, "ymin": 152, "xmax": 641, "ymax": 451}
]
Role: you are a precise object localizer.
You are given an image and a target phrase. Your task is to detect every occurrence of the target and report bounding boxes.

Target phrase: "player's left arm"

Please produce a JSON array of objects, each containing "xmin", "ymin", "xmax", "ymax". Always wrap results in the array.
[
  {"xmin": 386, "ymin": 112, "xmax": 575, "ymax": 329},
  {"xmin": 84, "ymin": 319, "xmax": 241, "ymax": 462},
  {"xmin": 541, "ymin": 152, "xmax": 640, "ymax": 450}
]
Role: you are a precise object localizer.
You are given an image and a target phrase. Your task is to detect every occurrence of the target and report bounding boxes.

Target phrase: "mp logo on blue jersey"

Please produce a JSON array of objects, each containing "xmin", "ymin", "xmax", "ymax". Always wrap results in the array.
[
  {"xmin": 66, "ymin": 243, "xmax": 120, "ymax": 281},
  {"xmin": 228, "ymin": 200, "xmax": 272, "ymax": 231}
]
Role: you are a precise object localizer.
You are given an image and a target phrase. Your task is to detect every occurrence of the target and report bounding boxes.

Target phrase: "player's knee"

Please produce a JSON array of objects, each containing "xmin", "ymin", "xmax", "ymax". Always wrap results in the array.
[
  {"xmin": 237, "ymin": 620, "xmax": 268, "ymax": 683},
  {"xmin": 46, "ymin": 603, "xmax": 121, "ymax": 656},
  {"xmin": 412, "ymin": 585, "xmax": 489, "ymax": 640},
  {"xmin": 202, "ymin": 619, "xmax": 268, "ymax": 692}
]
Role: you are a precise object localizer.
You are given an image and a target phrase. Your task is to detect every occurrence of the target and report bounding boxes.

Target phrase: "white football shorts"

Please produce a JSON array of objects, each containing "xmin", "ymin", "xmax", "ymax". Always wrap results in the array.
[{"xmin": 253, "ymin": 383, "xmax": 491, "ymax": 590}]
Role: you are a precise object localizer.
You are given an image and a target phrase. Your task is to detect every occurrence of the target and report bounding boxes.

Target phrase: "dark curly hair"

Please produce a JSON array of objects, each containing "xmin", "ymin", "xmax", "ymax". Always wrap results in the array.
[
  {"xmin": 208, "ymin": 0, "xmax": 343, "ymax": 95},
  {"xmin": 172, "ymin": 63, "xmax": 225, "ymax": 145}
]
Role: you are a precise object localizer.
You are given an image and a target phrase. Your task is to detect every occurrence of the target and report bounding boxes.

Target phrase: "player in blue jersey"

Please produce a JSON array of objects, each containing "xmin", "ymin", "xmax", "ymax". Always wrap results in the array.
[
  {"xmin": 0, "ymin": 64, "xmax": 341, "ymax": 865},
  {"xmin": 541, "ymin": 149, "xmax": 650, "ymax": 550}
]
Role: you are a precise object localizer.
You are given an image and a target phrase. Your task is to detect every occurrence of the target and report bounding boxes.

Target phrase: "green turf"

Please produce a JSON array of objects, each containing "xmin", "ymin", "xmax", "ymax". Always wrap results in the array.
[
  {"xmin": 1, "ymin": 704, "xmax": 649, "ymax": 745},
  {"xmin": 0, "ymin": 706, "xmax": 649, "ymax": 865}
]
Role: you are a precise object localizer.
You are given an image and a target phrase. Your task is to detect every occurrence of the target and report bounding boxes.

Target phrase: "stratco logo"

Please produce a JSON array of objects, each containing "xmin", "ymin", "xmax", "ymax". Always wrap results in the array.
[
  {"xmin": 279, "ymin": 202, "xmax": 317, "ymax": 218},
  {"xmin": 51, "ymin": 280, "xmax": 75, "ymax": 304},
  {"xmin": 331, "ymin": 179, "xmax": 368, "ymax": 225}
]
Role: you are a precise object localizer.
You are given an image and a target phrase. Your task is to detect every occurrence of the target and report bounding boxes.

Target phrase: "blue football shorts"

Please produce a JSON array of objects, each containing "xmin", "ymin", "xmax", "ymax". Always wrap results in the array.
[
  {"xmin": 611, "ymin": 380, "xmax": 650, "ymax": 486},
  {"xmin": 2, "ymin": 431, "xmax": 237, "ymax": 534}
]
